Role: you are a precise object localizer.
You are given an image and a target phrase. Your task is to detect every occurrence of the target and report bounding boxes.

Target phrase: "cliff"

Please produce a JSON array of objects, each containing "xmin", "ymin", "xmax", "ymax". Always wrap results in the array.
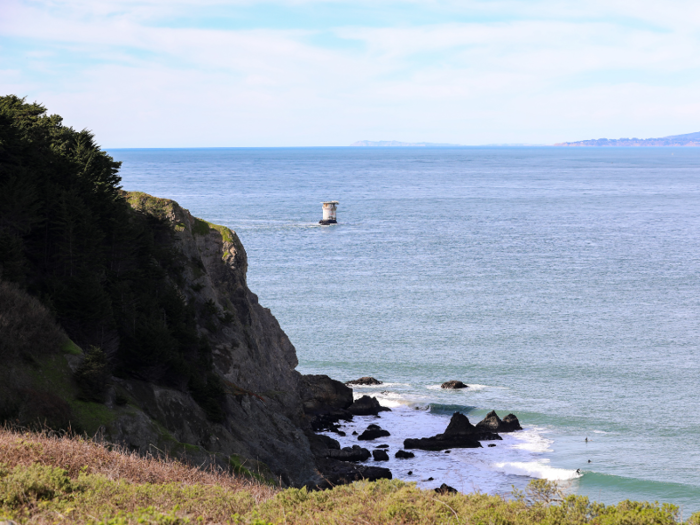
[
  {"xmin": 0, "ymin": 190, "xmax": 324, "ymax": 485},
  {"xmin": 0, "ymin": 96, "xmax": 388, "ymax": 488},
  {"xmin": 110, "ymin": 192, "xmax": 318, "ymax": 485}
]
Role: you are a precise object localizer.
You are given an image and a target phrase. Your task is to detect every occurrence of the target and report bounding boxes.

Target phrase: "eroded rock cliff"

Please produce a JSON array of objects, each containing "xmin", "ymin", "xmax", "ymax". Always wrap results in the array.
[{"xmin": 107, "ymin": 192, "xmax": 317, "ymax": 486}]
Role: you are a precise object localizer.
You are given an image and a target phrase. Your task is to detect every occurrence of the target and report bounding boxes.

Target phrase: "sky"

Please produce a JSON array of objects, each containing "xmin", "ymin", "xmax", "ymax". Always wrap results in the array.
[{"xmin": 1, "ymin": 0, "xmax": 700, "ymax": 147}]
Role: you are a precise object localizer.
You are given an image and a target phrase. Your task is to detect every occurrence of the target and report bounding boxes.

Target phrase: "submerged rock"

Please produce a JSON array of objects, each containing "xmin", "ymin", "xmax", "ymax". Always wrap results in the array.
[
  {"xmin": 440, "ymin": 380, "xmax": 468, "ymax": 389},
  {"xmin": 358, "ymin": 423, "xmax": 391, "ymax": 441},
  {"xmin": 348, "ymin": 395, "xmax": 391, "ymax": 416},
  {"xmin": 346, "ymin": 376, "xmax": 383, "ymax": 386},
  {"xmin": 372, "ymin": 449, "xmax": 389, "ymax": 461},
  {"xmin": 404, "ymin": 412, "xmax": 501, "ymax": 451},
  {"xmin": 476, "ymin": 410, "xmax": 523, "ymax": 433},
  {"xmin": 395, "ymin": 450, "xmax": 415, "ymax": 459}
]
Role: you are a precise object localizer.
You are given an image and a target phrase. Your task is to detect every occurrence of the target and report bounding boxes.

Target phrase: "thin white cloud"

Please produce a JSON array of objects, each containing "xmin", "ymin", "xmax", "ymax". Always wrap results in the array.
[{"xmin": 2, "ymin": 0, "xmax": 700, "ymax": 145}]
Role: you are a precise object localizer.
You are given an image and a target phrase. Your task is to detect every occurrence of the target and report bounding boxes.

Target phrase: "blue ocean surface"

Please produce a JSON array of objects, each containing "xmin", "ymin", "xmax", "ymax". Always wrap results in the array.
[{"xmin": 110, "ymin": 146, "xmax": 700, "ymax": 513}]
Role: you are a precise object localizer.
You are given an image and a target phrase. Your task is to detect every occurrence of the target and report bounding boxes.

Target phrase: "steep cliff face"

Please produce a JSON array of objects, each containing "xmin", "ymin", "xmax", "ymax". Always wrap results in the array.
[{"xmin": 107, "ymin": 192, "xmax": 317, "ymax": 486}]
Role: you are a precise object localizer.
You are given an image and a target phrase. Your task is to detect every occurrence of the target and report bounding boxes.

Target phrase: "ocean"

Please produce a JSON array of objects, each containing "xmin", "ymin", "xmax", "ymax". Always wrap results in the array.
[{"xmin": 110, "ymin": 146, "xmax": 700, "ymax": 513}]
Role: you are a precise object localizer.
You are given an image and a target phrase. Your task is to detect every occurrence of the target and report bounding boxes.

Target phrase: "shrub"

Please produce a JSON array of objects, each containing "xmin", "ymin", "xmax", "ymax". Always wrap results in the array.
[
  {"xmin": 74, "ymin": 347, "xmax": 109, "ymax": 403},
  {"xmin": 0, "ymin": 463, "xmax": 74, "ymax": 508}
]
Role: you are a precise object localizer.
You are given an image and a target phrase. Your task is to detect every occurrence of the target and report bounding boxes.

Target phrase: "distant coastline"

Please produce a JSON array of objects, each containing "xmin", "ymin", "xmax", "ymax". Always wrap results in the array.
[
  {"xmin": 555, "ymin": 131, "xmax": 700, "ymax": 147},
  {"xmin": 350, "ymin": 140, "xmax": 463, "ymax": 147}
]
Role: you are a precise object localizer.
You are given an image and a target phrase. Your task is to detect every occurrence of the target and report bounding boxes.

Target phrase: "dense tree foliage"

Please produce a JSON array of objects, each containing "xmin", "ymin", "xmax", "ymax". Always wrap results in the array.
[{"xmin": 0, "ymin": 95, "xmax": 223, "ymax": 420}]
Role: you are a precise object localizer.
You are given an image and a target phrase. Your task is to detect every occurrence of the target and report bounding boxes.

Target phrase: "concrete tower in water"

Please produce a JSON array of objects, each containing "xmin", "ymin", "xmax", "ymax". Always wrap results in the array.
[{"xmin": 319, "ymin": 201, "xmax": 339, "ymax": 225}]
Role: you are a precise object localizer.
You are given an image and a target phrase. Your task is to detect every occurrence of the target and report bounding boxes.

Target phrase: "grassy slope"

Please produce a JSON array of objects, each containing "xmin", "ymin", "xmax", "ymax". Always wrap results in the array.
[{"xmin": 0, "ymin": 429, "xmax": 697, "ymax": 525}]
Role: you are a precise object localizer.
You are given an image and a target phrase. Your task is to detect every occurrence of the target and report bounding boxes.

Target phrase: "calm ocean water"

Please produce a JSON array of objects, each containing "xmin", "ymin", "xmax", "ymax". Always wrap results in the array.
[{"xmin": 110, "ymin": 146, "xmax": 700, "ymax": 512}]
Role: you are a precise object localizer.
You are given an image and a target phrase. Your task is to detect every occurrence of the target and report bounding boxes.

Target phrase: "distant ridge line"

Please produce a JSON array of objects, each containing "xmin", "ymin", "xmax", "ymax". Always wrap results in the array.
[{"xmin": 555, "ymin": 131, "xmax": 700, "ymax": 147}]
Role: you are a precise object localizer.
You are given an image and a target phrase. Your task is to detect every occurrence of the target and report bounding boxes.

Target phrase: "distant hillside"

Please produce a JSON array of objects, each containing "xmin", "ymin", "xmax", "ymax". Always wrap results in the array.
[
  {"xmin": 555, "ymin": 131, "xmax": 700, "ymax": 147},
  {"xmin": 350, "ymin": 140, "xmax": 463, "ymax": 147}
]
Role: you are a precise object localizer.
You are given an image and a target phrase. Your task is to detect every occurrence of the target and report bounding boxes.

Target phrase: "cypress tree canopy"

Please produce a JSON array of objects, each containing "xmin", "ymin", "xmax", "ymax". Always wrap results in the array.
[{"xmin": 0, "ymin": 96, "xmax": 222, "ymax": 418}]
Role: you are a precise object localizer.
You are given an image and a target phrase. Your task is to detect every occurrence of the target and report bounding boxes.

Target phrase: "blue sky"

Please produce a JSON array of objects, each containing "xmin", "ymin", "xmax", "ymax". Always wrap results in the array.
[{"xmin": 2, "ymin": 0, "xmax": 700, "ymax": 147}]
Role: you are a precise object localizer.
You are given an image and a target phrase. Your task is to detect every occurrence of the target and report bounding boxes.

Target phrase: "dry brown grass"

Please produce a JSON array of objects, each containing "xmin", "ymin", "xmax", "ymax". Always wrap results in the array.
[{"xmin": 0, "ymin": 425, "xmax": 277, "ymax": 499}]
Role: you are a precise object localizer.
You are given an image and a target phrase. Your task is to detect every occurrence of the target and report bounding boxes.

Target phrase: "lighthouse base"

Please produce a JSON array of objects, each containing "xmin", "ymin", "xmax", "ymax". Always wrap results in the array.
[{"xmin": 319, "ymin": 219, "xmax": 337, "ymax": 225}]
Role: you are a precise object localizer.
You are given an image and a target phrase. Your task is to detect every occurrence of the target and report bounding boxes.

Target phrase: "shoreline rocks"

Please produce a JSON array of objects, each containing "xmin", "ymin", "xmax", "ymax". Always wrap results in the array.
[
  {"xmin": 348, "ymin": 395, "xmax": 391, "ymax": 416},
  {"xmin": 346, "ymin": 376, "xmax": 383, "ymax": 386},
  {"xmin": 314, "ymin": 459, "xmax": 391, "ymax": 489},
  {"xmin": 475, "ymin": 411, "xmax": 523, "ymax": 433},
  {"xmin": 404, "ymin": 412, "xmax": 502, "ymax": 451},
  {"xmin": 326, "ymin": 445, "xmax": 371, "ymax": 462},
  {"xmin": 372, "ymin": 449, "xmax": 390, "ymax": 461},
  {"xmin": 440, "ymin": 380, "xmax": 468, "ymax": 389},
  {"xmin": 358, "ymin": 424, "xmax": 391, "ymax": 441}
]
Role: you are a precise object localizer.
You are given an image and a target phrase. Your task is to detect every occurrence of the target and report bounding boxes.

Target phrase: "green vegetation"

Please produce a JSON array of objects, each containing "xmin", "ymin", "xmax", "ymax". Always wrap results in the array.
[
  {"xmin": 0, "ymin": 427, "xmax": 696, "ymax": 525},
  {"xmin": 0, "ymin": 96, "xmax": 225, "ymax": 423},
  {"xmin": 0, "ymin": 460, "xmax": 697, "ymax": 524},
  {"xmin": 191, "ymin": 216, "xmax": 236, "ymax": 244}
]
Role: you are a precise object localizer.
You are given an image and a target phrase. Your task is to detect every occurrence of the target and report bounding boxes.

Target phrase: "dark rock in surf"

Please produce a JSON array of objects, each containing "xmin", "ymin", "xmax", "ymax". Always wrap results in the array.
[
  {"xmin": 313, "ymin": 458, "xmax": 391, "ymax": 489},
  {"xmin": 476, "ymin": 410, "xmax": 522, "ymax": 433},
  {"xmin": 326, "ymin": 445, "xmax": 371, "ymax": 462},
  {"xmin": 434, "ymin": 483, "xmax": 458, "ymax": 495},
  {"xmin": 301, "ymin": 375, "xmax": 355, "ymax": 433},
  {"xmin": 502, "ymin": 414, "xmax": 523, "ymax": 431},
  {"xmin": 348, "ymin": 395, "xmax": 391, "ymax": 416},
  {"xmin": 404, "ymin": 412, "xmax": 501, "ymax": 451},
  {"xmin": 346, "ymin": 376, "xmax": 383, "ymax": 386},
  {"xmin": 488, "ymin": 444, "xmax": 497, "ymax": 447},
  {"xmin": 441, "ymin": 380, "xmax": 468, "ymax": 389},
  {"xmin": 358, "ymin": 423, "xmax": 390, "ymax": 441},
  {"xmin": 372, "ymin": 449, "xmax": 389, "ymax": 461},
  {"xmin": 376, "ymin": 444, "xmax": 389, "ymax": 448},
  {"xmin": 395, "ymin": 449, "xmax": 415, "ymax": 459}
]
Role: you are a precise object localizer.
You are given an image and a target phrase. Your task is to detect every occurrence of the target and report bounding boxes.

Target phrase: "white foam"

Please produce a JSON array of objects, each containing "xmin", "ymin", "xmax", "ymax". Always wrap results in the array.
[
  {"xmin": 510, "ymin": 429, "xmax": 553, "ymax": 453},
  {"xmin": 492, "ymin": 460, "xmax": 582, "ymax": 481},
  {"xmin": 353, "ymin": 390, "xmax": 427, "ymax": 408},
  {"xmin": 349, "ymin": 382, "xmax": 410, "ymax": 388}
]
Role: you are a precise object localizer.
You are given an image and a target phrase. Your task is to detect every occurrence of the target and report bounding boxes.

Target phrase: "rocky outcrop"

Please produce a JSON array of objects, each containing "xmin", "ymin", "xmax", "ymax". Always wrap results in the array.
[
  {"xmin": 314, "ymin": 459, "xmax": 392, "ymax": 488},
  {"xmin": 348, "ymin": 396, "xmax": 391, "ymax": 416},
  {"xmin": 346, "ymin": 377, "xmax": 382, "ymax": 386},
  {"xmin": 300, "ymin": 375, "xmax": 353, "ymax": 414},
  {"xmin": 100, "ymin": 193, "xmax": 322, "ymax": 486},
  {"xmin": 441, "ymin": 380, "xmax": 468, "ymax": 389},
  {"xmin": 299, "ymin": 375, "xmax": 354, "ymax": 433},
  {"xmin": 358, "ymin": 424, "xmax": 390, "ymax": 441},
  {"xmin": 326, "ymin": 445, "xmax": 371, "ymax": 462},
  {"xmin": 395, "ymin": 450, "xmax": 415, "ymax": 459},
  {"xmin": 476, "ymin": 411, "xmax": 523, "ymax": 433},
  {"xmin": 404, "ymin": 412, "xmax": 501, "ymax": 451}
]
